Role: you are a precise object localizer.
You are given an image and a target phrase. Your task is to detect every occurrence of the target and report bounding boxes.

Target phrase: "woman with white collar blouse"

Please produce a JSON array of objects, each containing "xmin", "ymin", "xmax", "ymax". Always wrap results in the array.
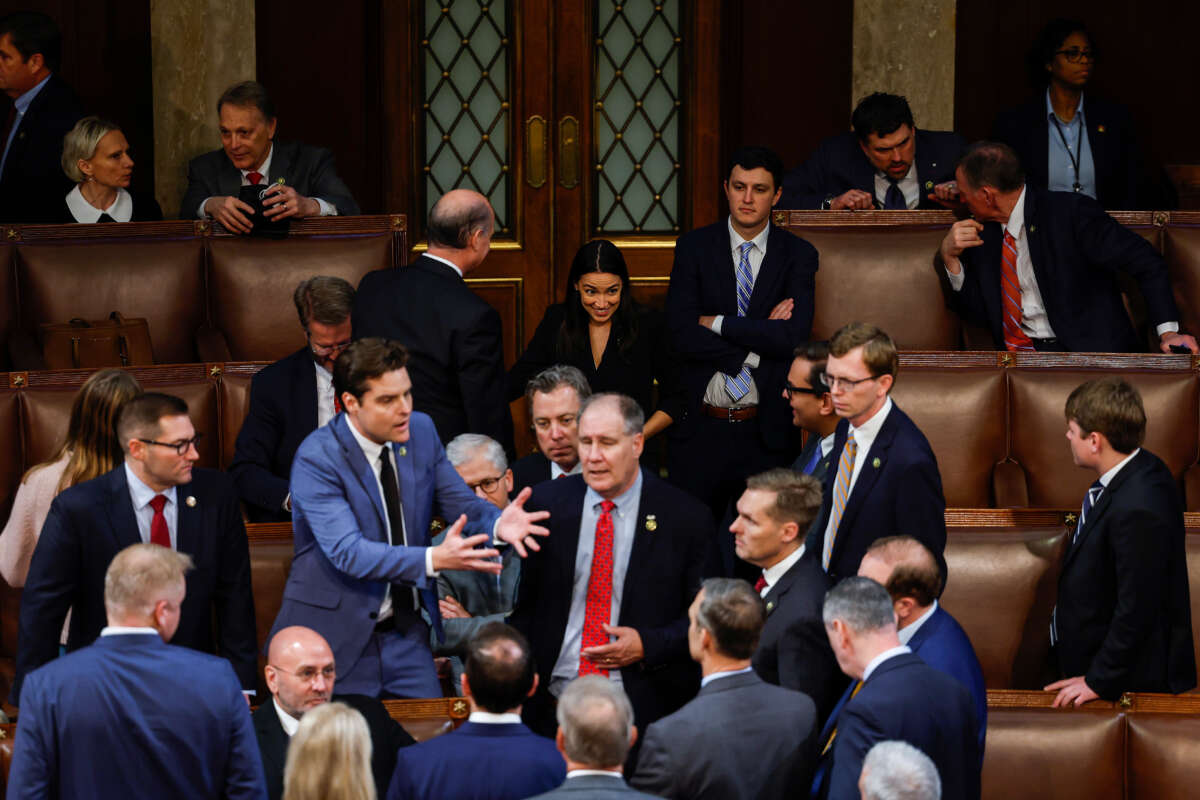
[{"xmin": 59, "ymin": 116, "xmax": 162, "ymax": 223}]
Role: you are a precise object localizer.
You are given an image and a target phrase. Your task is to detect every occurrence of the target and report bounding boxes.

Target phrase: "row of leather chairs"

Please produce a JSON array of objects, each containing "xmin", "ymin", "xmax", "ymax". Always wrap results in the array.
[{"xmin": 0, "ymin": 216, "xmax": 407, "ymax": 369}]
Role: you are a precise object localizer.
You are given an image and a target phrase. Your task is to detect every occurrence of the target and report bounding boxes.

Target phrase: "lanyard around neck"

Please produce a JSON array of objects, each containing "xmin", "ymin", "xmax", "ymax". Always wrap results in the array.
[{"xmin": 1049, "ymin": 108, "xmax": 1085, "ymax": 192}]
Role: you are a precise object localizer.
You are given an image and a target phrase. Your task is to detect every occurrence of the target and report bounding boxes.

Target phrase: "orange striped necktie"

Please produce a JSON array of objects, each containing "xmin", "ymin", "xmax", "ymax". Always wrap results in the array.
[
  {"xmin": 823, "ymin": 434, "xmax": 857, "ymax": 570},
  {"xmin": 1001, "ymin": 230, "xmax": 1035, "ymax": 351}
]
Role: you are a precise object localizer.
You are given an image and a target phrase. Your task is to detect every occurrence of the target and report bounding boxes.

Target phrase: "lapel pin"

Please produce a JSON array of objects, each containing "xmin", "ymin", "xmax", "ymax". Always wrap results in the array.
[
  {"xmin": 644, "ymin": 515, "xmax": 657, "ymax": 532},
  {"xmin": 766, "ymin": 601, "xmax": 775, "ymax": 613},
  {"xmin": 872, "ymin": 457, "xmax": 881, "ymax": 469},
  {"xmin": 924, "ymin": 180, "xmax": 934, "ymax": 190},
  {"xmin": 185, "ymin": 496, "xmax": 197, "ymax": 508},
  {"xmin": 1030, "ymin": 225, "xmax": 1036, "ymax": 233},
  {"xmin": 398, "ymin": 446, "xmax": 407, "ymax": 457},
  {"xmin": 1097, "ymin": 125, "xmax": 1106, "ymax": 133}
]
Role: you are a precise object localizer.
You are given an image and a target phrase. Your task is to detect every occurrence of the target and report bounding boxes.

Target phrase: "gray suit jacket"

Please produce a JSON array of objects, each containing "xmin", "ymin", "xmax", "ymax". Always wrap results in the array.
[
  {"xmin": 630, "ymin": 670, "xmax": 817, "ymax": 799},
  {"xmin": 527, "ymin": 774, "xmax": 660, "ymax": 799}
]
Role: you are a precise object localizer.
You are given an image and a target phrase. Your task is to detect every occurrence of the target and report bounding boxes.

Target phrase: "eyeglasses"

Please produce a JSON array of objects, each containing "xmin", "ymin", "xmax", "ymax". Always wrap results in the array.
[
  {"xmin": 467, "ymin": 474, "xmax": 506, "ymax": 493},
  {"xmin": 1055, "ymin": 48, "xmax": 1096, "ymax": 63},
  {"xmin": 137, "ymin": 433, "xmax": 204, "ymax": 455},
  {"xmin": 308, "ymin": 334, "xmax": 352, "ymax": 357},
  {"xmin": 821, "ymin": 373, "xmax": 878, "ymax": 391},
  {"xmin": 270, "ymin": 664, "xmax": 336, "ymax": 684},
  {"xmin": 532, "ymin": 415, "xmax": 577, "ymax": 432},
  {"xmin": 783, "ymin": 382, "xmax": 822, "ymax": 398}
]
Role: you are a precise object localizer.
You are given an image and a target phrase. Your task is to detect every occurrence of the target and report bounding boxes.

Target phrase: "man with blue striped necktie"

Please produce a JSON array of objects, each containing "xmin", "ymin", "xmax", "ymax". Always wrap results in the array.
[{"xmin": 665, "ymin": 145, "xmax": 818, "ymax": 543}]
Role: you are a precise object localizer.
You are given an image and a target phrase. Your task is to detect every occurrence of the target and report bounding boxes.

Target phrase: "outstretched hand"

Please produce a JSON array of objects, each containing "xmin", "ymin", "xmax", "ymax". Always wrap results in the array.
[
  {"xmin": 495, "ymin": 487, "xmax": 551, "ymax": 557},
  {"xmin": 430, "ymin": 514, "xmax": 501, "ymax": 573}
]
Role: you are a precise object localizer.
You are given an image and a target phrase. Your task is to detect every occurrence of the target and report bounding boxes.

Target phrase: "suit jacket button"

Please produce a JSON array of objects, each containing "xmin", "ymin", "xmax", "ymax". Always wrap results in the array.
[{"xmin": 368, "ymin": 612, "xmax": 378, "ymax": 620}]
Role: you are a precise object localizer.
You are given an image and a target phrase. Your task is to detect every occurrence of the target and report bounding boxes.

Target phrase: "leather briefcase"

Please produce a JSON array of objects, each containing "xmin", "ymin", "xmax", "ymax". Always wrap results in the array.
[{"xmin": 38, "ymin": 312, "xmax": 155, "ymax": 369}]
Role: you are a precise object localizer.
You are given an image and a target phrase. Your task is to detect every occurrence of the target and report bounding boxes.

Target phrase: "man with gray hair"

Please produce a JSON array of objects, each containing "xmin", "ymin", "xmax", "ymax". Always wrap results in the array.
[
  {"xmin": 631, "ymin": 578, "xmax": 817, "ymax": 799},
  {"xmin": 813, "ymin": 577, "xmax": 978, "ymax": 800},
  {"xmin": 526, "ymin": 675, "xmax": 657, "ymax": 799},
  {"xmin": 858, "ymin": 741, "xmax": 941, "ymax": 800},
  {"xmin": 355, "ymin": 189, "xmax": 514, "ymax": 454},
  {"xmin": 512, "ymin": 365, "xmax": 592, "ymax": 493},
  {"xmin": 232, "ymin": 275, "xmax": 356, "ymax": 521},
  {"xmin": 8, "ymin": 543, "xmax": 266, "ymax": 799}
]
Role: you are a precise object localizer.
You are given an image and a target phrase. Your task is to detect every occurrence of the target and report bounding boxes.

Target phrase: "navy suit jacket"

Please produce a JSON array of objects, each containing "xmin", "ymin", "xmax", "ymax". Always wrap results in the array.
[
  {"xmin": 665, "ymin": 221, "xmax": 817, "ymax": 446},
  {"xmin": 270, "ymin": 412, "xmax": 502, "ymax": 679},
  {"xmin": 907, "ymin": 605, "xmax": 988, "ymax": 756},
  {"xmin": 512, "ymin": 452, "xmax": 553, "ymax": 496},
  {"xmin": 11, "ymin": 467, "xmax": 257, "ymax": 704},
  {"xmin": 0, "ymin": 74, "xmax": 84, "ymax": 224},
  {"xmin": 230, "ymin": 347, "xmax": 319, "ymax": 522},
  {"xmin": 992, "ymin": 94, "xmax": 1139, "ymax": 210},
  {"xmin": 180, "ymin": 139, "xmax": 360, "ymax": 218},
  {"xmin": 387, "ymin": 720, "xmax": 565, "ymax": 800},
  {"xmin": 947, "ymin": 187, "xmax": 1179, "ymax": 353},
  {"xmin": 509, "ymin": 469, "xmax": 721, "ymax": 734},
  {"xmin": 1055, "ymin": 449, "xmax": 1196, "ymax": 698},
  {"xmin": 779, "ymin": 129, "xmax": 965, "ymax": 210},
  {"xmin": 8, "ymin": 633, "xmax": 265, "ymax": 799},
  {"xmin": 791, "ymin": 433, "xmax": 833, "ymax": 482},
  {"xmin": 821, "ymin": 652, "xmax": 980, "ymax": 800},
  {"xmin": 806, "ymin": 403, "xmax": 946, "ymax": 584}
]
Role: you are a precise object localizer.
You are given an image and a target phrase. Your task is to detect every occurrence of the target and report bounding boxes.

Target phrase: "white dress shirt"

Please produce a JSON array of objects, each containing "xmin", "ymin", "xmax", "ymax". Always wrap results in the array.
[
  {"xmin": 820, "ymin": 397, "xmax": 893, "ymax": 550},
  {"xmin": 197, "ymin": 143, "xmax": 337, "ymax": 218},
  {"xmin": 468, "ymin": 711, "xmax": 522, "ymax": 724},
  {"xmin": 862, "ymin": 645, "xmax": 911, "ymax": 682},
  {"xmin": 873, "ymin": 164, "xmax": 919, "ymax": 209},
  {"xmin": 759, "ymin": 544, "xmax": 806, "ymax": 597},
  {"xmin": 550, "ymin": 460, "xmax": 583, "ymax": 480},
  {"xmin": 65, "ymin": 185, "xmax": 133, "ymax": 223},
  {"xmin": 700, "ymin": 664, "xmax": 754, "ymax": 688},
  {"xmin": 124, "ymin": 463, "xmax": 178, "ymax": 550},
  {"xmin": 703, "ymin": 218, "xmax": 768, "ymax": 407},
  {"xmin": 273, "ymin": 698, "xmax": 301, "ymax": 737},
  {"xmin": 897, "ymin": 600, "xmax": 938, "ymax": 646},
  {"xmin": 314, "ymin": 362, "xmax": 336, "ymax": 428}
]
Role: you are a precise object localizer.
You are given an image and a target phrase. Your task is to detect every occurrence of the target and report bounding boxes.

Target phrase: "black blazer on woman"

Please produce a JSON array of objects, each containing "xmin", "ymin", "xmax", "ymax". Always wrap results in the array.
[{"xmin": 507, "ymin": 303, "xmax": 681, "ymax": 419}]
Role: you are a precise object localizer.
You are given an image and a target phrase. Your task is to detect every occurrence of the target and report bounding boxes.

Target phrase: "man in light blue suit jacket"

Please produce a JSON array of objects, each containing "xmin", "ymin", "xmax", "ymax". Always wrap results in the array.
[
  {"xmin": 858, "ymin": 536, "xmax": 987, "ymax": 756},
  {"xmin": 8, "ymin": 543, "xmax": 266, "ymax": 800},
  {"xmin": 270, "ymin": 339, "xmax": 548, "ymax": 698}
]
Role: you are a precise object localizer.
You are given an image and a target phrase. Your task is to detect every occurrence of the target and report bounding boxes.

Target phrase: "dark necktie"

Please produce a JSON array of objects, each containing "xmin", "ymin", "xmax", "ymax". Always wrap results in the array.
[
  {"xmin": 379, "ymin": 446, "xmax": 415, "ymax": 612},
  {"xmin": 1073, "ymin": 480, "xmax": 1104, "ymax": 544},
  {"xmin": 148, "ymin": 495, "xmax": 171, "ymax": 548},
  {"xmin": 883, "ymin": 178, "xmax": 906, "ymax": 210}
]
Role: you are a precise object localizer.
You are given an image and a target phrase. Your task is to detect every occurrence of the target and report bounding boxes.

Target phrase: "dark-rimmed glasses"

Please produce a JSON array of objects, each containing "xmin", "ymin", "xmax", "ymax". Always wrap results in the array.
[
  {"xmin": 784, "ymin": 382, "xmax": 822, "ymax": 398},
  {"xmin": 1055, "ymin": 48, "xmax": 1096, "ymax": 63},
  {"xmin": 137, "ymin": 433, "xmax": 204, "ymax": 455},
  {"xmin": 467, "ymin": 474, "xmax": 506, "ymax": 493},
  {"xmin": 308, "ymin": 334, "xmax": 352, "ymax": 358}
]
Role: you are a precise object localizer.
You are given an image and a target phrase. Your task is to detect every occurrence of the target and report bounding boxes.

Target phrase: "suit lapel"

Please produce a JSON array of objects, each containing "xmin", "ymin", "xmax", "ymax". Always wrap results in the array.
[
  {"xmin": 293, "ymin": 351, "xmax": 319, "ymax": 429},
  {"xmin": 331, "ymin": 417, "xmax": 388, "ymax": 534},
  {"xmin": 1022, "ymin": 190, "xmax": 1056, "ymax": 315},
  {"xmin": 1084, "ymin": 99, "xmax": 1108, "ymax": 187},
  {"xmin": 253, "ymin": 706, "xmax": 289, "ymax": 788},
  {"xmin": 710, "ymin": 225, "xmax": 738, "ymax": 316},
  {"xmin": 217, "ymin": 154, "xmax": 243, "ymax": 198},
  {"xmin": 620, "ymin": 471, "xmax": 654, "ymax": 620},
  {"xmin": 175, "ymin": 480, "xmax": 200, "ymax": 557},
  {"xmin": 1063, "ymin": 453, "xmax": 1139, "ymax": 569},
  {"xmin": 830, "ymin": 409, "xmax": 899, "ymax": 565},
  {"xmin": 270, "ymin": 141, "xmax": 292, "ymax": 184},
  {"xmin": 107, "ymin": 468, "xmax": 144, "ymax": 549},
  {"xmin": 1029, "ymin": 102, "xmax": 1051, "ymax": 188},
  {"xmin": 746, "ymin": 225, "xmax": 784, "ymax": 318},
  {"xmin": 393, "ymin": 440, "xmax": 420, "ymax": 545}
]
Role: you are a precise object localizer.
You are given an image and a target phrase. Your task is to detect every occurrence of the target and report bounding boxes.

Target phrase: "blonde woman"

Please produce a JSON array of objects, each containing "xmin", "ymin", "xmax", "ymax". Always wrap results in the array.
[
  {"xmin": 59, "ymin": 116, "xmax": 162, "ymax": 223},
  {"xmin": 283, "ymin": 702, "xmax": 376, "ymax": 800}
]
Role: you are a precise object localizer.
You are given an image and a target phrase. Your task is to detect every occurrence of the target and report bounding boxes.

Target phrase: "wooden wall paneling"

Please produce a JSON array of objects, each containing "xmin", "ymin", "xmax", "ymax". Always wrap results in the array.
[
  {"xmin": 0, "ymin": 242, "xmax": 11, "ymax": 369},
  {"xmin": 466, "ymin": 277, "xmax": 529, "ymax": 455}
]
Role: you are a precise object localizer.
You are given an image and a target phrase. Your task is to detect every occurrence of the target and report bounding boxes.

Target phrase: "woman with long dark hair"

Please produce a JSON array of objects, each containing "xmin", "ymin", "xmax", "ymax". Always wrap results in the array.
[{"xmin": 508, "ymin": 239, "xmax": 678, "ymax": 437}]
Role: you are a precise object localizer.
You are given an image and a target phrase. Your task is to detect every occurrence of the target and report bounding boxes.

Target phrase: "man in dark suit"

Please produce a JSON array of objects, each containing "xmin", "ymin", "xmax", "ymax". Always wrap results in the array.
[
  {"xmin": 631, "ymin": 578, "xmax": 817, "ymax": 799},
  {"xmin": 181, "ymin": 80, "xmax": 360, "ymax": 231},
  {"xmin": 814, "ymin": 577, "xmax": 980, "ymax": 800},
  {"xmin": 805, "ymin": 323, "xmax": 946, "ymax": 585},
  {"xmin": 389, "ymin": 623, "xmax": 565, "ymax": 800},
  {"xmin": 12, "ymin": 393, "xmax": 257, "ymax": 704},
  {"xmin": 7, "ymin": 543, "xmax": 265, "ymax": 799},
  {"xmin": 512, "ymin": 365, "xmax": 591, "ymax": 493},
  {"xmin": 0, "ymin": 12, "xmax": 84, "ymax": 224},
  {"xmin": 1045, "ymin": 378, "xmax": 1196, "ymax": 707},
  {"xmin": 254, "ymin": 626, "xmax": 413, "ymax": 800},
  {"xmin": 858, "ymin": 536, "xmax": 986, "ymax": 753},
  {"xmin": 787, "ymin": 342, "xmax": 837, "ymax": 480},
  {"xmin": 269, "ymin": 339, "xmax": 547, "ymax": 699},
  {"xmin": 232, "ymin": 276, "xmax": 355, "ymax": 522},
  {"xmin": 736, "ymin": 469, "xmax": 844, "ymax": 723},
  {"xmin": 939, "ymin": 141, "xmax": 1197, "ymax": 354},
  {"xmin": 779, "ymin": 93, "xmax": 964, "ymax": 210},
  {"xmin": 508, "ymin": 392, "xmax": 721, "ymax": 741},
  {"xmin": 526, "ymin": 676, "xmax": 659, "ymax": 800},
  {"xmin": 665, "ymin": 145, "xmax": 817, "ymax": 526},
  {"xmin": 355, "ymin": 189, "xmax": 514, "ymax": 453}
]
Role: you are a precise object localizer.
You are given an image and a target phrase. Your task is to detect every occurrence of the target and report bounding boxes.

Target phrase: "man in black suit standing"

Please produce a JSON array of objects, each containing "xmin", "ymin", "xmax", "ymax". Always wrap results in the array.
[
  {"xmin": 736, "ymin": 468, "xmax": 844, "ymax": 724},
  {"xmin": 12, "ymin": 393, "xmax": 257, "ymax": 704},
  {"xmin": 787, "ymin": 342, "xmax": 838, "ymax": 480},
  {"xmin": 0, "ymin": 12, "xmax": 83, "ymax": 223},
  {"xmin": 665, "ymin": 145, "xmax": 817, "ymax": 525},
  {"xmin": 939, "ymin": 141, "xmax": 1197, "ymax": 354},
  {"xmin": 779, "ymin": 93, "xmax": 964, "ymax": 210},
  {"xmin": 1045, "ymin": 377, "xmax": 1196, "ymax": 707},
  {"xmin": 512, "ymin": 365, "xmax": 591, "ymax": 493},
  {"xmin": 181, "ymin": 80, "xmax": 360, "ymax": 231},
  {"xmin": 231, "ymin": 275, "xmax": 355, "ymax": 522},
  {"xmin": 255, "ymin": 626, "xmax": 413, "ymax": 800},
  {"xmin": 354, "ymin": 188, "xmax": 514, "ymax": 453},
  {"xmin": 631, "ymin": 578, "xmax": 817, "ymax": 800},
  {"xmin": 508, "ymin": 392, "xmax": 720, "ymax": 741}
]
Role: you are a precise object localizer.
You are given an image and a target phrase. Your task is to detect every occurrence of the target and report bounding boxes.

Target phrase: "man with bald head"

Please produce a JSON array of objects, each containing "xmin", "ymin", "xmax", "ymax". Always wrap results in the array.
[
  {"xmin": 355, "ymin": 188, "xmax": 514, "ymax": 453},
  {"xmin": 252, "ymin": 625, "xmax": 413, "ymax": 800}
]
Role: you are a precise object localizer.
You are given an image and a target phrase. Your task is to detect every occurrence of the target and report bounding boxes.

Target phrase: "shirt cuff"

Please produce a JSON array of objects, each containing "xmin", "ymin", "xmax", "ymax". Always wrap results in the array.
[
  {"xmin": 711, "ymin": 315, "xmax": 724, "ymax": 335},
  {"xmin": 945, "ymin": 263, "xmax": 965, "ymax": 291},
  {"xmin": 282, "ymin": 493, "xmax": 291, "ymax": 512},
  {"xmin": 314, "ymin": 198, "xmax": 338, "ymax": 216},
  {"xmin": 745, "ymin": 351, "xmax": 760, "ymax": 369},
  {"xmin": 492, "ymin": 518, "xmax": 504, "ymax": 546},
  {"xmin": 425, "ymin": 547, "xmax": 439, "ymax": 577},
  {"xmin": 198, "ymin": 197, "xmax": 213, "ymax": 219},
  {"xmin": 242, "ymin": 690, "xmax": 256, "ymax": 697},
  {"xmin": 1156, "ymin": 321, "xmax": 1181, "ymax": 337}
]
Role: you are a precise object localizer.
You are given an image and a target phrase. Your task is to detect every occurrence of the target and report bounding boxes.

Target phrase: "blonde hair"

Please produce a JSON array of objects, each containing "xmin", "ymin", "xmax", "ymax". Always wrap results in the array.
[
  {"xmin": 61, "ymin": 115, "xmax": 122, "ymax": 183},
  {"xmin": 104, "ymin": 543, "xmax": 193, "ymax": 618},
  {"xmin": 283, "ymin": 702, "xmax": 376, "ymax": 800}
]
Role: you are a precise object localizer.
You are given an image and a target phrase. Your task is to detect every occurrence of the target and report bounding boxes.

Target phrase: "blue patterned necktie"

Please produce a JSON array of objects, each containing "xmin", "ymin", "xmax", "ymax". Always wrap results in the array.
[
  {"xmin": 883, "ymin": 178, "xmax": 906, "ymax": 209},
  {"xmin": 1072, "ymin": 480, "xmax": 1104, "ymax": 544},
  {"xmin": 724, "ymin": 241, "xmax": 755, "ymax": 401}
]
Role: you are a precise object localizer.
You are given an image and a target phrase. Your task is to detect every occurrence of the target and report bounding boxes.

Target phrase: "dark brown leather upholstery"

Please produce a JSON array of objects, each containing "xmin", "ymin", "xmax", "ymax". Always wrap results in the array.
[
  {"xmin": 15, "ymin": 240, "xmax": 206, "ymax": 365},
  {"xmin": 248, "ymin": 540, "xmax": 294, "ymax": 696},
  {"xmin": 982, "ymin": 707, "xmax": 1125, "ymax": 800},
  {"xmin": 1165, "ymin": 223, "xmax": 1200, "ymax": 343},
  {"xmin": 1127, "ymin": 713, "xmax": 1200, "ymax": 799},
  {"xmin": 890, "ymin": 368, "xmax": 1006, "ymax": 507},
  {"xmin": 0, "ymin": 245, "xmax": 13, "ymax": 369},
  {"xmin": 218, "ymin": 372, "xmax": 254, "ymax": 471}
]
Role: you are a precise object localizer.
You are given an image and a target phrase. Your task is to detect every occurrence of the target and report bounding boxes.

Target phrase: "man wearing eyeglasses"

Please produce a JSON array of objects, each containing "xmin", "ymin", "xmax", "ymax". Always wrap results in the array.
[
  {"xmin": 232, "ymin": 275, "xmax": 355, "ymax": 522},
  {"xmin": 785, "ymin": 341, "xmax": 838, "ymax": 481},
  {"xmin": 803, "ymin": 323, "xmax": 947, "ymax": 585},
  {"xmin": 12, "ymin": 392, "xmax": 258, "ymax": 705},
  {"xmin": 254, "ymin": 625, "xmax": 414, "ymax": 800}
]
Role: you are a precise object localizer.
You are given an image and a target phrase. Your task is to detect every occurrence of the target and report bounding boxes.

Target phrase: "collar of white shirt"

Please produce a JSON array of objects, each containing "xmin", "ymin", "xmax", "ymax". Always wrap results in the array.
[
  {"xmin": 700, "ymin": 664, "xmax": 754, "ymax": 688},
  {"xmin": 727, "ymin": 216, "xmax": 771, "ymax": 259},
  {"xmin": 1004, "ymin": 185, "xmax": 1028, "ymax": 241},
  {"xmin": 124, "ymin": 462, "xmax": 177, "ymax": 511},
  {"xmin": 100, "ymin": 626, "xmax": 158, "ymax": 637},
  {"xmin": 1099, "ymin": 448, "xmax": 1140, "ymax": 488},
  {"xmin": 761, "ymin": 544, "xmax": 806, "ymax": 593},
  {"xmin": 819, "ymin": 432, "xmax": 837, "ymax": 458},
  {"xmin": 897, "ymin": 600, "xmax": 938, "ymax": 646},
  {"xmin": 273, "ymin": 697, "xmax": 302, "ymax": 737},
  {"xmin": 468, "ymin": 711, "xmax": 522, "ymax": 724},
  {"xmin": 847, "ymin": 395, "xmax": 893, "ymax": 452},
  {"xmin": 567, "ymin": 770, "xmax": 625, "ymax": 780},
  {"xmin": 550, "ymin": 460, "xmax": 583, "ymax": 480},
  {"xmin": 862, "ymin": 645, "xmax": 911, "ymax": 683},
  {"xmin": 424, "ymin": 252, "xmax": 465, "ymax": 278},
  {"xmin": 346, "ymin": 415, "xmax": 387, "ymax": 467},
  {"xmin": 241, "ymin": 143, "xmax": 274, "ymax": 182},
  {"xmin": 65, "ymin": 184, "xmax": 133, "ymax": 223}
]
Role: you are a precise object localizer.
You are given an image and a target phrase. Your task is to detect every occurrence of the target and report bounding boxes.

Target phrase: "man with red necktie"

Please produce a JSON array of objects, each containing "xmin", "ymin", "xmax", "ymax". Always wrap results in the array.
[
  {"xmin": 939, "ymin": 140, "xmax": 1197, "ymax": 354},
  {"xmin": 508, "ymin": 392, "xmax": 720, "ymax": 754}
]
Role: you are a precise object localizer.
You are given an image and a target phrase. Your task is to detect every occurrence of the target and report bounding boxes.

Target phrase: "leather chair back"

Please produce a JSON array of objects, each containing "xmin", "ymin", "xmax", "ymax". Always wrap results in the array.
[
  {"xmin": 1126, "ymin": 713, "xmax": 1200, "ymax": 799},
  {"xmin": 248, "ymin": 539, "xmax": 294, "ymax": 696},
  {"xmin": 219, "ymin": 372, "xmax": 254, "ymax": 471},
  {"xmin": 1165, "ymin": 222, "xmax": 1200, "ymax": 344},
  {"xmin": 0, "ymin": 244, "xmax": 13, "ymax": 368}
]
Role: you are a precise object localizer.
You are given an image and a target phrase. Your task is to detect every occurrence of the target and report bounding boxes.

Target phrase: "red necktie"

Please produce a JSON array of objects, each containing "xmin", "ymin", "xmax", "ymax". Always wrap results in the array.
[
  {"xmin": 149, "ymin": 495, "xmax": 171, "ymax": 548},
  {"xmin": 333, "ymin": 391, "xmax": 343, "ymax": 414},
  {"xmin": 1001, "ymin": 231, "xmax": 1035, "ymax": 351},
  {"xmin": 754, "ymin": 575, "xmax": 767, "ymax": 593},
  {"xmin": 579, "ymin": 499, "xmax": 616, "ymax": 676},
  {"xmin": 246, "ymin": 171, "xmax": 263, "ymax": 185}
]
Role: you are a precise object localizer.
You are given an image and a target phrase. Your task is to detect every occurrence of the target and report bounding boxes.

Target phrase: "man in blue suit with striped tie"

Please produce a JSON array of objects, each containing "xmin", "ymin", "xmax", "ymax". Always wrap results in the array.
[{"xmin": 786, "ymin": 341, "xmax": 838, "ymax": 481}]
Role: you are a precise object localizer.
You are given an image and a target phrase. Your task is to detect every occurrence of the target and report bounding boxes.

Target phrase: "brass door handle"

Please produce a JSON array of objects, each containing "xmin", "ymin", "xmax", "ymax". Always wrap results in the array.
[
  {"xmin": 558, "ymin": 115, "xmax": 579, "ymax": 189},
  {"xmin": 525, "ymin": 115, "xmax": 548, "ymax": 188}
]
